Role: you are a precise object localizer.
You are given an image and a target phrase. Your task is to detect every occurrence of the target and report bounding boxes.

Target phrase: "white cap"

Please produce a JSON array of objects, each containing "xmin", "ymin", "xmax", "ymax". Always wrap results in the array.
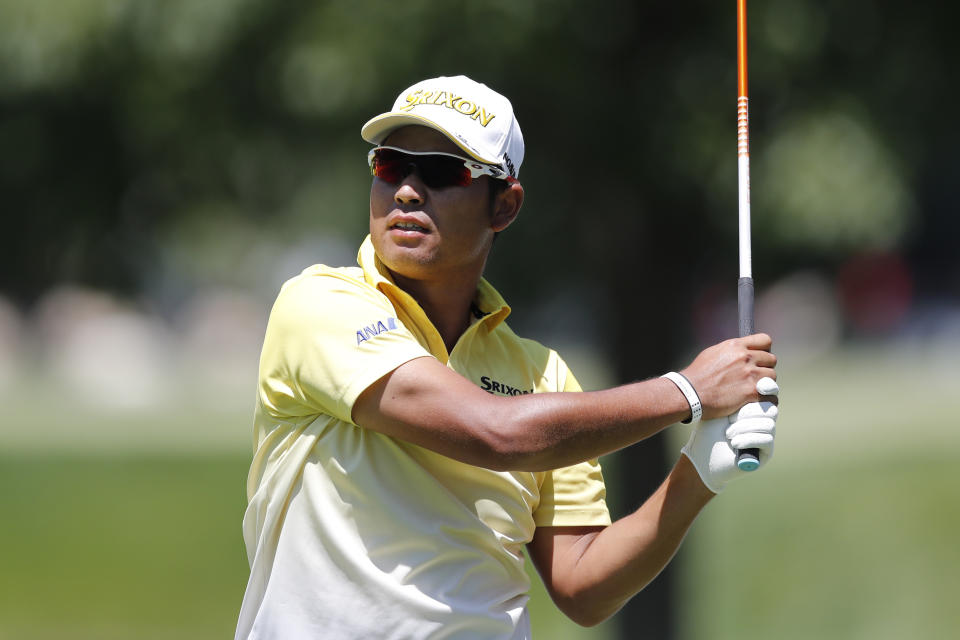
[{"xmin": 361, "ymin": 75, "xmax": 524, "ymax": 179}]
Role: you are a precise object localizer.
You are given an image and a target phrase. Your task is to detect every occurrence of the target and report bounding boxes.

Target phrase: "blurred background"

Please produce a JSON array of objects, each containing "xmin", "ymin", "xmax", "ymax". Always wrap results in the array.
[{"xmin": 1, "ymin": 0, "xmax": 958, "ymax": 638}]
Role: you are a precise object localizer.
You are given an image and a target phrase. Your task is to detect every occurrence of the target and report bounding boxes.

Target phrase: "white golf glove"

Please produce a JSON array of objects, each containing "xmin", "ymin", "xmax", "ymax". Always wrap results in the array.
[{"xmin": 681, "ymin": 377, "xmax": 779, "ymax": 493}]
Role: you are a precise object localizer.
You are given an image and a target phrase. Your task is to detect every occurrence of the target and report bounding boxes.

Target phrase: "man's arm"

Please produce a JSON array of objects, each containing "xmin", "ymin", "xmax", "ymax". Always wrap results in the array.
[
  {"xmin": 525, "ymin": 455, "xmax": 714, "ymax": 626},
  {"xmin": 353, "ymin": 334, "xmax": 776, "ymax": 472}
]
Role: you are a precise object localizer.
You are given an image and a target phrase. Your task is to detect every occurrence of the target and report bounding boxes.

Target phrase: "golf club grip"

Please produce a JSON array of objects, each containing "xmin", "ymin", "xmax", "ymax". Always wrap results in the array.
[
  {"xmin": 738, "ymin": 276, "xmax": 754, "ymax": 337},
  {"xmin": 737, "ymin": 277, "xmax": 760, "ymax": 470}
]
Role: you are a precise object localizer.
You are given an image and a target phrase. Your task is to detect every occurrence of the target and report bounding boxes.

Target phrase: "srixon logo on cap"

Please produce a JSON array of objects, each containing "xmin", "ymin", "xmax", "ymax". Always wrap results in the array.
[{"xmin": 400, "ymin": 89, "xmax": 497, "ymax": 127}]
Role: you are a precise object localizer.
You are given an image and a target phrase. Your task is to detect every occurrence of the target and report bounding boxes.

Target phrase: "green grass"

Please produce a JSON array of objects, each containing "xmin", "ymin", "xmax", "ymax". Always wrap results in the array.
[
  {"xmin": 2, "ymin": 452, "xmax": 958, "ymax": 640},
  {"xmin": 2, "ymin": 347, "xmax": 958, "ymax": 639},
  {"xmin": 680, "ymin": 454, "xmax": 960, "ymax": 640},
  {"xmin": 0, "ymin": 455, "xmax": 251, "ymax": 640},
  {"xmin": 6, "ymin": 454, "xmax": 956, "ymax": 640},
  {"xmin": 671, "ymin": 347, "xmax": 960, "ymax": 640},
  {"xmin": 0, "ymin": 451, "xmax": 615, "ymax": 640}
]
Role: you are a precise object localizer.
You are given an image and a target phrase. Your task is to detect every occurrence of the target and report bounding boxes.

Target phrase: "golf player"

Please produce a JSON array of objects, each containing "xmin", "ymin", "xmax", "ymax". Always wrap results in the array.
[{"xmin": 235, "ymin": 75, "xmax": 779, "ymax": 639}]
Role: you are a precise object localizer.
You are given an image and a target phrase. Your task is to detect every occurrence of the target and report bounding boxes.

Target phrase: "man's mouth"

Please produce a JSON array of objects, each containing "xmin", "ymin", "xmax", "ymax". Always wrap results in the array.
[{"xmin": 392, "ymin": 221, "xmax": 428, "ymax": 233}]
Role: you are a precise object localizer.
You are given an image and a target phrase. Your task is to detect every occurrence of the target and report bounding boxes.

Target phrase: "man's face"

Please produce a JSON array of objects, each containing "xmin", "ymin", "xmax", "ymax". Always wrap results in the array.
[{"xmin": 369, "ymin": 126, "xmax": 500, "ymax": 284}]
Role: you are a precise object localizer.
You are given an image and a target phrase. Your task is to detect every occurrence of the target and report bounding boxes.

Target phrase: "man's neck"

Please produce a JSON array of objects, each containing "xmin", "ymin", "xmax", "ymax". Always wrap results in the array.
[{"xmin": 390, "ymin": 271, "xmax": 480, "ymax": 355}]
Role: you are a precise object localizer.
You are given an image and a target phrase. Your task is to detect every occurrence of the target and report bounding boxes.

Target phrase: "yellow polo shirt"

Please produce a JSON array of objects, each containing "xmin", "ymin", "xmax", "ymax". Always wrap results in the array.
[{"xmin": 236, "ymin": 236, "xmax": 610, "ymax": 640}]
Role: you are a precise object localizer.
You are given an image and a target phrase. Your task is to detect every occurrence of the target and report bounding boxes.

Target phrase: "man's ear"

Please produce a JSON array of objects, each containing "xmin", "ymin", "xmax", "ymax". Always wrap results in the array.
[{"xmin": 491, "ymin": 182, "xmax": 524, "ymax": 233}]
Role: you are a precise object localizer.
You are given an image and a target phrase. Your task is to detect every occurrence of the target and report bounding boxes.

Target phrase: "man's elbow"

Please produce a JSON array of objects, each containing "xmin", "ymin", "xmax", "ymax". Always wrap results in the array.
[
  {"xmin": 472, "ymin": 419, "xmax": 555, "ymax": 472},
  {"xmin": 553, "ymin": 593, "xmax": 622, "ymax": 628},
  {"xmin": 470, "ymin": 426, "xmax": 537, "ymax": 472},
  {"xmin": 544, "ymin": 576, "xmax": 627, "ymax": 628}
]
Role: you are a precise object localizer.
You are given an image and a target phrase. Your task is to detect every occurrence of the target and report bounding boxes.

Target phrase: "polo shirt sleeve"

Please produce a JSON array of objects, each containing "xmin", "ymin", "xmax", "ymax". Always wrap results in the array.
[
  {"xmin": 257, "ymin": 269, "xmax": 433, "ymax": 425},
  {"xmin": 533, "ymin": 363, "xmax": 612, "ymax": 528}
]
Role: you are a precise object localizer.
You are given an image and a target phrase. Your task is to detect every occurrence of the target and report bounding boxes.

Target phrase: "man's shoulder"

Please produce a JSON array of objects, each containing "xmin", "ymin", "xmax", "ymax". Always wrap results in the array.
[
  {"xmin": 269, "ymin": 264, "xmax": 391, "ymax": 321},
  {"xmin": 284, "ymin": 264, "xmax": 366, "ymax": 289},
  {"xmin": 275, "ymin": 264, "xmax": 377, "ymax": 301}
]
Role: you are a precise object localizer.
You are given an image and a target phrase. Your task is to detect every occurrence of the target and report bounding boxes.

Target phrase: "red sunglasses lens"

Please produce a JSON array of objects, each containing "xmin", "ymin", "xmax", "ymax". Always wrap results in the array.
[
  {"xmin": 372, "ymin": 151, "xmax": 405, "ymax": 183},
  {"xmin": 372, "ymin": 149, "xmax": 472, "ymax": 188}
]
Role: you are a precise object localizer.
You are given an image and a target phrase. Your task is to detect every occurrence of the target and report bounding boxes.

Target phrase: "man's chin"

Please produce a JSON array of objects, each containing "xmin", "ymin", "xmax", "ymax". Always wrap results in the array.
[{"xmin": 377, "ymin": 245, "xmax": 438, "ymax": 277}]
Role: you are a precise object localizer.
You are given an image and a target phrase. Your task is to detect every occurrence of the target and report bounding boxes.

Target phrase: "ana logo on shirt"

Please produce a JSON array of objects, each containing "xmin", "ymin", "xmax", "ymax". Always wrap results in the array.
[{"xmin": 356, "ymin": 317, "xmax": 400, "ymax": 345}]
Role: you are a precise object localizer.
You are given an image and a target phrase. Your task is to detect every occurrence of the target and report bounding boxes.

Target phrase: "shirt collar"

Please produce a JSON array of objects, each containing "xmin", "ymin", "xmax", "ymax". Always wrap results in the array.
[{"xmin": 356, "ymin": 235, "xmax": 511, "ymax": 331}]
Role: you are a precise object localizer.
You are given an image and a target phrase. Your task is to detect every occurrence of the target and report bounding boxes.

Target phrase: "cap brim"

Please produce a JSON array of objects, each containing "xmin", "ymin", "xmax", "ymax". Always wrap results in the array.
[{"xmin": 360, "ymin": 112, "xmax": 498, "ymax": 165}]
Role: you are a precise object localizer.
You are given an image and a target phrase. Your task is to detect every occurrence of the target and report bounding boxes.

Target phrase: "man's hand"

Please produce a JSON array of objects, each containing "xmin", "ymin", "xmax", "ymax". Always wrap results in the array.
[
  {"xmin": 680, "ymin": 377, "xmax": 779, "ymax": 493},
  {"xmin": 681, "ymin": 333, "xmax": 777, "ymax": 420}
]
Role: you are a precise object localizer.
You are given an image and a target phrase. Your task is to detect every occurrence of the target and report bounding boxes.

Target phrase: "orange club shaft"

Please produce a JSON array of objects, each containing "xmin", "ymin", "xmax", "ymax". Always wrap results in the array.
[{"xmin": 737, "ymin": 0, "xmax": 748, "ymax": 98}]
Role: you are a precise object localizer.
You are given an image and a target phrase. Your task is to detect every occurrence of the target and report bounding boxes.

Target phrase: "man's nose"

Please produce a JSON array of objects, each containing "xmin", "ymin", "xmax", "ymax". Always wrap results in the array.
[{"xmin": 394, "ymin": 170, "xmax": 425, "ymax": 206}]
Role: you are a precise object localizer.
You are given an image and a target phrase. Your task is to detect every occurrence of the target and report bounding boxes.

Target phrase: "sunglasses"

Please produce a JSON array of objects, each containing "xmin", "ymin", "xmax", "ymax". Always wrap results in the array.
[{"xmin": 367, "ymin": 146, "xmax": 512, "ymax": 189}]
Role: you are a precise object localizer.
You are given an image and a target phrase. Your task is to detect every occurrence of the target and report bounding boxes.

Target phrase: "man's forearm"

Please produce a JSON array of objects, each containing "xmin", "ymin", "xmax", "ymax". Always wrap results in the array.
[
  {"xmin": 355, "ymin": 356, "xmax": 692, "ymax": 472},
  {"xmin": 485, "ymin": 378, "xmax": 692, "ymax": 471},
  {"xmin": 547, "ymin": 456, "xmax": 714, "ymax": 625},
  {"xmin": 354, "ymin": 334, "xmax": 774, "ymax": 472}
]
